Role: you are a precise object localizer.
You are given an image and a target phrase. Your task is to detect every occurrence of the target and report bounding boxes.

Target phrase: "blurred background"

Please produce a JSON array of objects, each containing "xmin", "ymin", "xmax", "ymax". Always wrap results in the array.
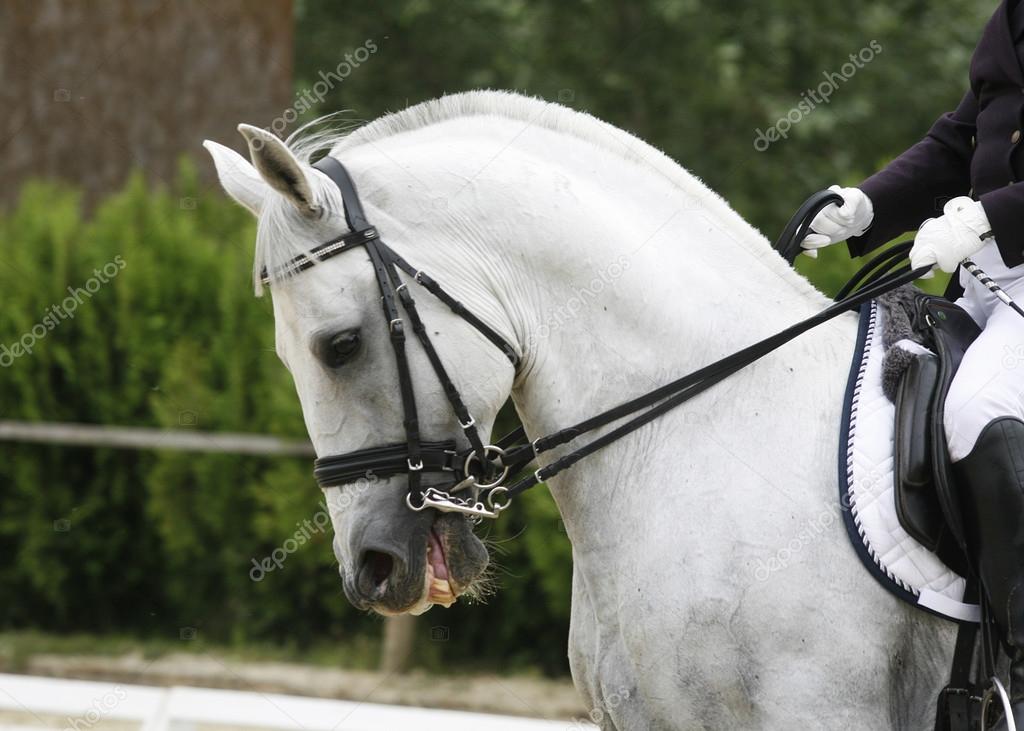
[{"xmin": 0, "ymin": 0, "xmax": 988, "ymax": 724}]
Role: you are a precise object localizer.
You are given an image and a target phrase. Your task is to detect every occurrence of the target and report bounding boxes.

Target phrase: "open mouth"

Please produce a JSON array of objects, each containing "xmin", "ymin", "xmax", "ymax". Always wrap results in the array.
[{"xmin": 425, "ymin": 527, "xmax": 458, "ymax": 608}]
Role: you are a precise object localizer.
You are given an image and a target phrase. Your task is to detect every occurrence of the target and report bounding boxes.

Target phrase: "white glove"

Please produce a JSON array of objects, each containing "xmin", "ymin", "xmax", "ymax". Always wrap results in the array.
[
  {"xmin": 801, "ymin": 185, "xmax": 875, "ymax": 258},
  {"xmin": 910, "ymin": 197, "xmax": 993, "ymax": 274}
]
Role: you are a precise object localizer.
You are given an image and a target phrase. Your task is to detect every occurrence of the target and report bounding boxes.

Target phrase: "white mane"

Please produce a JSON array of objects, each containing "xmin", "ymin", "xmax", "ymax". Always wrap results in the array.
[{"xmin": 258, "ymin": 90, "xmax": 821, "ymax": 301}]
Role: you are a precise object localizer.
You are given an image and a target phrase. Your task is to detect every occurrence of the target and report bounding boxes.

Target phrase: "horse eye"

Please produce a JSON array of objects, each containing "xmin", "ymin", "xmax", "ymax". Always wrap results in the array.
[{"xmin": 322, "ymin": 329, "xmax": 362, "ymax": 368}]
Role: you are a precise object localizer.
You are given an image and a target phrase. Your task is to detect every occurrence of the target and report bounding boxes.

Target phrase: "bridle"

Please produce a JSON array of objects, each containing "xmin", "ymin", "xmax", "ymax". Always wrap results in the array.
[
  {"xmin": 269, "ymin": 161, "xmax": 930, "ymax": 521},
  {"xmin": 265, "ymin": 156, "xmax": 525, "ymax": 520}
]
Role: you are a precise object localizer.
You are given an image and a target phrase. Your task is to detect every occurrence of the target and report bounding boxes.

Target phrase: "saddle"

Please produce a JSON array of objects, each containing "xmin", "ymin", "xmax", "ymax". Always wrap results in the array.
[
  {"xmin": 770, "ymin": 193, "xmax": 998, "ymax": 730},
  {"xmin": 890, "ymin": 294, "xmax": 981, "ymax": 579}
]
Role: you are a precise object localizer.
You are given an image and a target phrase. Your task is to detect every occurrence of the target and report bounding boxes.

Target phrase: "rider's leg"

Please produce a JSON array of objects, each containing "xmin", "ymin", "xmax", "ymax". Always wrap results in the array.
[
  {"xmin": 945, "ymin": 301, "xmax": 1024, "ymax": 463},
  {"xmin": 952, "ymin": 293, "xmax": 989, "ymax": 332},
  {"xmin": 946, "ymin": 301, "xmax": 1024, "ymax": 729}
]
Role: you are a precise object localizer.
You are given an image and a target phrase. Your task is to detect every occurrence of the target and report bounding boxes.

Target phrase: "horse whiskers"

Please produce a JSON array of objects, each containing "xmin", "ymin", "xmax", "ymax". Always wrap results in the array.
[
  {"xmin": 478, "ymin": 524, "xmax": 529, "ymax": 547},
  {"xmin": 479, "ymin": 533, "xmax": 526, "ymax": 559},
  {"xmin": 458, "ymin": 564, "xmax": 498, "ymax": 603}
]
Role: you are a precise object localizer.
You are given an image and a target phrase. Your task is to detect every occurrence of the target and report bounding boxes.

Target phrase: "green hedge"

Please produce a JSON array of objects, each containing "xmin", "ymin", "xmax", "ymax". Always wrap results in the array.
[{"xmin": 0, "ymin": 168, "xmax": 573, "ymax": 674}]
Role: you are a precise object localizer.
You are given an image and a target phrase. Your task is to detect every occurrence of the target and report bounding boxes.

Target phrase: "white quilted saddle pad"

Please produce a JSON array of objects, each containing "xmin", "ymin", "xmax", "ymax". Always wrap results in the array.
[{"xmin": 840, "ymin": 301, "xmax": 979, "ymax": 623}]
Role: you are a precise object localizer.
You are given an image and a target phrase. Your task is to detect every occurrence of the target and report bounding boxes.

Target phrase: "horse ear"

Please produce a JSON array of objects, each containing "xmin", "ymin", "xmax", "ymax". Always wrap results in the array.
[
  {"xmin": 237, "ymin": 124, "xmax": 318, "ymax": 215},
  {"xmin": 202, "ymin": 140, "xmax": 266, "ymax": 216}
]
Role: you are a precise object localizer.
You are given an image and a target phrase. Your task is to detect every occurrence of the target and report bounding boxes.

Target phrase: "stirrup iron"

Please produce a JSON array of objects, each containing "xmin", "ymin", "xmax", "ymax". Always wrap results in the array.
[{"xmin": 981, "ymin": 677, "xmax": 1017, "ymax": 731}]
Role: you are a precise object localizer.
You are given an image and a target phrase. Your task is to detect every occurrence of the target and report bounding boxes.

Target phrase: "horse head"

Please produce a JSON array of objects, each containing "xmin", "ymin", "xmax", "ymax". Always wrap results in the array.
[{"xmin": 204, "ymin": 124, "xmax": 516, "ymax": 615}]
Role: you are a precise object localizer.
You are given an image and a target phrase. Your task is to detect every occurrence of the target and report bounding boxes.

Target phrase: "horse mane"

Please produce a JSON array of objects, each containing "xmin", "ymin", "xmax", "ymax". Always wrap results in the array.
[{"xmin": 256, "ymin": 90, "xmax": 821, "ymax": 302}]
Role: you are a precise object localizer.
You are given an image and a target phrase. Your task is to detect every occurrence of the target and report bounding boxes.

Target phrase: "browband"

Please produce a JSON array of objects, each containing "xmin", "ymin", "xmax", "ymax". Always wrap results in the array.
[{"xmin": 259, "ymin": 227, "xmax": 379, "ymax": 285}]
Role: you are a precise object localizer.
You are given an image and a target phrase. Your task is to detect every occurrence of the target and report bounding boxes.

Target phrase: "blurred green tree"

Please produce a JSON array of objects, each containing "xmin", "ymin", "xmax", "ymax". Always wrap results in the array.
[
  {"xmin": 295, "ymin": 0, "xmax": 988, "ymax": 269},
  {"xmin": 0, "ymin": 168, "xmax": 573, "ymax": 673}
]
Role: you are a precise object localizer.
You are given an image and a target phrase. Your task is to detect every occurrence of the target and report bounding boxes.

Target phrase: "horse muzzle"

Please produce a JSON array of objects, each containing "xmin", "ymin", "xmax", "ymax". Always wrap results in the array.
[{"xmin": 342, "ymin": 512, "xmax": 488, "ymax": 615}]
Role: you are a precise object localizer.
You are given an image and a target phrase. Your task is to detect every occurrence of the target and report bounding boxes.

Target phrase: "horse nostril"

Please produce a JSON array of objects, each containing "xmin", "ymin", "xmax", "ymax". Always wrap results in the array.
[
  {"xmin": 367, "ymin": 551, "xmax": 393, "ymax": 586},
  {"xmin": 357, "ymin": 550, "xmax": 395, "ymax": 601}
]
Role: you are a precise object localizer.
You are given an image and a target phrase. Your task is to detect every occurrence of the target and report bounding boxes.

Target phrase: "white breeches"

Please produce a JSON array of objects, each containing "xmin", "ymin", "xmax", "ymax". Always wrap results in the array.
[{"xmin": 945, "ymin": 242, "xmax": 1024, "ymax": 462}]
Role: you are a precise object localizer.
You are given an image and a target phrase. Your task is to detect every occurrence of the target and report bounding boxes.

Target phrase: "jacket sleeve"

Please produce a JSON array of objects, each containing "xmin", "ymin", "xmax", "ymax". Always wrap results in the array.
[
  {"xmin": 847, "ymin": 90, "xmax": 978, "ymax": 257},
  {"xmin": 979, "ymin": 183, "xmax": 1024, "ymax": 268}
]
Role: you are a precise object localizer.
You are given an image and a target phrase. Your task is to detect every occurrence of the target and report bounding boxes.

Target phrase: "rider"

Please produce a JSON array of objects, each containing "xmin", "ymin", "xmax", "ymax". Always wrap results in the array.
[{"xmin": 803, "ymin": 2, "xmax": 1024, "ymax": 726}]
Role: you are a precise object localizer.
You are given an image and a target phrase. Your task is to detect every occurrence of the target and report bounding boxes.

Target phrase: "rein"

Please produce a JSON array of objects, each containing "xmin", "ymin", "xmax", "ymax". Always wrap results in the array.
[{"xmin": 278, "ymin": 160, "xmax": 928, "ymax": 520}]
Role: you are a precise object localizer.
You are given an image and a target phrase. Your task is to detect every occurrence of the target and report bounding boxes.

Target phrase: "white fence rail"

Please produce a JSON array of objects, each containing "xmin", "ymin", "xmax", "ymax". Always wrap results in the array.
[
  {"xmin": 0, "ymin": 420, "xmax": 315, "ymax": 456},
  {"xmin": 0, "ymin": 674, "xmax": 591, "ymax": 731}
]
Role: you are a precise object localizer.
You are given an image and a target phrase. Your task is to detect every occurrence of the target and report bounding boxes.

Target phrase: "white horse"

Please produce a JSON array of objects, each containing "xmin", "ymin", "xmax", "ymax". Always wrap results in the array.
[{"xmin": 205, "ymin": 91, "xmax": 954, "ymax": 729}]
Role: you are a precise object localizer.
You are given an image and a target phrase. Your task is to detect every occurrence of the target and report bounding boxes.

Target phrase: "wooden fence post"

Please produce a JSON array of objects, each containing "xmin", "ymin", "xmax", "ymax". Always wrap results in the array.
[{"xmin": 380, "ymin": 615, "xmax": 417, "ymax": 674}]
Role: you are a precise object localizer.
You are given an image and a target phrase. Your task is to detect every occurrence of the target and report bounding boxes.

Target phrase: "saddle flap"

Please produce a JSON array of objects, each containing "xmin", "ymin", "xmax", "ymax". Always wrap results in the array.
[
  {"xmin": 922, "ymin": 296, "xmax": 983, "ymax": 559},
  {"xmin": 889, "ymin": 295, "xmax": 981, "ymax": 575},
  {"xmin": 894, "ymin": 351, "xmax": 943, "ymax": 551}
]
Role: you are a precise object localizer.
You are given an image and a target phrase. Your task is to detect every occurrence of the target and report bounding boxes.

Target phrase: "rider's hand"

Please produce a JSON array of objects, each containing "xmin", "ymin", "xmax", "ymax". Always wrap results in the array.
[
  {"xmin": 800, "ymin": 185, "xmax": 875, "ymax": 258},
  {"xmin": 910, "ymin": 197, "xmax": 992, "ymax": 274}
]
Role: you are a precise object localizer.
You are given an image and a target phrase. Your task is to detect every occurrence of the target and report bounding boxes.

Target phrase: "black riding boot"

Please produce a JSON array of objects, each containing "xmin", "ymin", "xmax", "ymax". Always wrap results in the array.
[{"xmin": 954, "ymin": 417, "xmax": 1024, "ymax": 730}]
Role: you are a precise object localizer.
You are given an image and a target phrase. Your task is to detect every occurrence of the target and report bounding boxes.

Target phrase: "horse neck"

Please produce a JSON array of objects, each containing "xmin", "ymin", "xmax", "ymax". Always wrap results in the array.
[
  {"xmin": 503, "ymin": 199, "xmax": 835, "ymax": 433},
  {"xmin": 345, "ymin": 119, "xmax": 846, "ymax": 544},
  {"xmin": 503, "ymin": 192, "xmax": 847, "ymax": 529}
]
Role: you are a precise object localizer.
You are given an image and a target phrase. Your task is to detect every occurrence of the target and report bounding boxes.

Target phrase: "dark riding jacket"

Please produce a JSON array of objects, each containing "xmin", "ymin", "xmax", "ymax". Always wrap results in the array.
[{"xmin": 849, "ymin": 0, "xmax": 1024, "ymax": 285}]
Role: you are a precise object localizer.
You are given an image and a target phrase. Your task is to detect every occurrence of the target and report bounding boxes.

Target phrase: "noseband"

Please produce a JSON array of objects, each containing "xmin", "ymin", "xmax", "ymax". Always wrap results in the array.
[
  {"xmin": 268, "ymin": 156, "xmax": 526, "ymax": 520},
  {"xmin": 270, "ymin": 164, "xmax": 929, "ymax": 521}
]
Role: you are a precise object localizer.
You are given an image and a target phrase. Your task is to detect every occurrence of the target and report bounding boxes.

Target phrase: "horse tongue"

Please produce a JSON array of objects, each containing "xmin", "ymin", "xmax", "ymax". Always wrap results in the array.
[{"xmin": 428, "ymin": 530, "xmax": 449, "ymax": 580}]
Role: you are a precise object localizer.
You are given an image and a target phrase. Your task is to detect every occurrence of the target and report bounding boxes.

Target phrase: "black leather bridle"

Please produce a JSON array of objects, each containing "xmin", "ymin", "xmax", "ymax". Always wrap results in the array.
[
  {"xmin": 264, "ymin": 156, "xmax": 527, "ymax": 519},
  {"xmin": 269, "ymin": 162, "xmax": 929, "ymax": 520}
]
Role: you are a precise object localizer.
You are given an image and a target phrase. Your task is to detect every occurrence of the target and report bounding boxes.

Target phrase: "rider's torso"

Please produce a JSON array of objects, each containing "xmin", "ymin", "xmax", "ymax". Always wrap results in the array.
[{"xmin": 969, "ymin": 0, "xmax": 1024, "ymax": 198}]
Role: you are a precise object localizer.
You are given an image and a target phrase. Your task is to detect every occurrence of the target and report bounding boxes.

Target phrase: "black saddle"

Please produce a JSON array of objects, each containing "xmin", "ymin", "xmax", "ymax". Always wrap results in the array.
[{"xmin": 891, "ymin": 294, "xmax": 982, "ymax": 575}]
